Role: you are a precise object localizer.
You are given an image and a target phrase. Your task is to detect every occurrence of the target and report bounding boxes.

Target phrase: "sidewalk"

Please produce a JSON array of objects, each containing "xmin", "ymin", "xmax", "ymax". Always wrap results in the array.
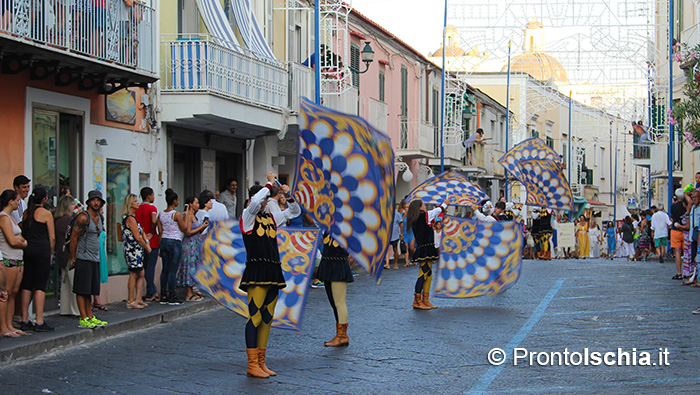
[{"xmin": 0, "ymin": 297, "xmax": 221, "ymax": 364}]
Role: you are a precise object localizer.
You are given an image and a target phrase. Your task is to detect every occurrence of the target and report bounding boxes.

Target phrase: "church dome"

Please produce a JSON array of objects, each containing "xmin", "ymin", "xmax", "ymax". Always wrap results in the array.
[{"xmin": 502, "ymin": 51, "xmax": 568, "ymax": 83}]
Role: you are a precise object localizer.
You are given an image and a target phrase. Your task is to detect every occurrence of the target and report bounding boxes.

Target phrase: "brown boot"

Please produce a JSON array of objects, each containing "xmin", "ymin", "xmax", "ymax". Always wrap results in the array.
[
  {"xmin": 324, "ymin": 323, "xmax": 350, "ymax": 346},
  {"xmin": 422, "ymin": 291, "xmax": 437, "ymax": 309},
  {"xmin": 413, "ymin": 293, "xmax": 430, "ymax": 310},
  {"xmin": 257, "ymin": 348, "xmax": 276, "ymax": 376},
  {"xmin": 246, "ymin": 348, "xmax": 269, "ymax": 378}
]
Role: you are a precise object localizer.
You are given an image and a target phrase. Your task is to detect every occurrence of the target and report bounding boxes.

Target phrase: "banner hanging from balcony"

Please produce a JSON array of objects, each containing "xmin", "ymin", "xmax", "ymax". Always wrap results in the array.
[
  {"xmin": 195, "ymin": 221, "xmax": 321, "ymax": 331},
  {"xmin": 434, "ymin": 215, "xmax": 523, "ymax": 298},
  {"xmin": 498, "ymin": 138, "xmax": 574, "ymax": 211},
  {"xmin": 293, "ymin": 98, "xmax": 395, "ymax": 282},
  {"xmin": 404, "ymin": 171, "xmax": 489, "ymax": 207}
]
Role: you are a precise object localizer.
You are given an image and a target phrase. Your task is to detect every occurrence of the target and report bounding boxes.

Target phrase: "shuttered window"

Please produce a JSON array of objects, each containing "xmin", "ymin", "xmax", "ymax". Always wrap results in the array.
[
  {"xmin": 379, "ymin": 70, "xmax": 385, "ymax": 102},
  {"xmin": 400, "ymin": 65, "xmax": 407, "ymax": 116},
  {"xmin": 351, "ymin": 43, "xmax": 360, "ymax": 88}
]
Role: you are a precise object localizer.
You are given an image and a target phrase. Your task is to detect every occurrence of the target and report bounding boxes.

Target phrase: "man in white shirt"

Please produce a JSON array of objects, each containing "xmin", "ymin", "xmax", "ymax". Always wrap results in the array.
[
  {"xmin": 265, "ymin": 188, "xmax": 282, "ymax": 214},
  {"xmin": 650, "ymin": 204, "xmax": 672, "ymax": 263},
  {"xmin": 11, "ymin": 175, "xmax": 30, "ymax": 224},
  {"xmin": 201, "ymin": 190, "xmax": 228, "ymax": 221}
]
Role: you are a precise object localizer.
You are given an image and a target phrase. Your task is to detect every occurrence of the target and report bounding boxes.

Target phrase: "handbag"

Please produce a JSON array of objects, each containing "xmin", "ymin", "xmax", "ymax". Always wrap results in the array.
[{"xmin": 399, "ymin": 240, "xmax": 407, "ymax": 254}]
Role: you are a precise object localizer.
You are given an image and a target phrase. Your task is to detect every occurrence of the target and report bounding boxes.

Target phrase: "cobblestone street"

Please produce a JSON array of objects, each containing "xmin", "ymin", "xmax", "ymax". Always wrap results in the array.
[{"xmin": 2, "ymin": 257, "xmax": 699, "ymax": 394}]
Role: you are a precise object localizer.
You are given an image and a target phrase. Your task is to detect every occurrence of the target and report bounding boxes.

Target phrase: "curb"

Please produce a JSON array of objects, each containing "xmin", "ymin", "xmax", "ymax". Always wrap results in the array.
[{"xmin": 0, "ymin": 299, "xmax": 221, "ymax": 364}]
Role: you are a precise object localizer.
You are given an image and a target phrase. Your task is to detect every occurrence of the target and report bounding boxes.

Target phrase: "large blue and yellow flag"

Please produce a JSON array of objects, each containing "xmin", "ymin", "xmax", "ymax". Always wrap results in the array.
[
  {"xmin": 293, "ymin": 98, "xmax": 395, "ymax": 281},
  {"xmin": 498, "ymin": 138, "xmax": 574, "ymax": 211},
  {"xmin": 195, "ymin": 220, "xmax": 322, "ymax": 331},
  {"xmin": 434, "ymin": 215, "xmax": 523, "ymax": 298},
  {"xmin": 404, "ymin": 171, "xmax": 489, "ymax": 207}
]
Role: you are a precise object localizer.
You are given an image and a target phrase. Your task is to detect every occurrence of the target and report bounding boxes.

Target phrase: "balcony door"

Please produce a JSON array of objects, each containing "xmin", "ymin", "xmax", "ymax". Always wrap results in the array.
[{"xmin": 31, "ymin": 107, "xmax": 83, "ymax": 309}]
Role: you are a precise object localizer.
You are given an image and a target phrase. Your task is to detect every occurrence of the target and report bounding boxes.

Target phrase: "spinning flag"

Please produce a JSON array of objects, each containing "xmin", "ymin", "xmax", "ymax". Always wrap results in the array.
[
  {"xmin": 404, "ymin": 171, "xmax": 489, "ymax": 207},
  {"xmin": 435, "ymin": 215, "xmax": 523, "ymax": 298},
  {"xmin": 195, "ymin": 220, "xmax": 321, "ymax": 331},
  {"xmin": 293, "ymin": 98, "xmax": 395, "ymax": 281},
  {"xmin": 498, "ymin": 138, "xmax": 574, "ymax": 211}
]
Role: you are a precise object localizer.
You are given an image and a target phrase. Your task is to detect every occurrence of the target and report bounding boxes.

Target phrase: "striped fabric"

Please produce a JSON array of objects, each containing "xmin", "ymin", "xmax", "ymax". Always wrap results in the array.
[
  {"xmin": 230, "ymin": 0, "xmax": 277, "ymax": 62},
  {"xmin": 195, "ymin": 0, "xmax": 244, "ymax": 52},
  {"xmin": 170, "ymin": 41, "xmax": 207, "ymax": 90}
]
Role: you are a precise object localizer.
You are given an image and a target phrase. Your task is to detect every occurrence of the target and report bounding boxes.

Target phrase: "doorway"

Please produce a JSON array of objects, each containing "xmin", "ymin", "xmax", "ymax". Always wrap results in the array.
[{"xmin": 31, "ymin": 107, "xmax": 83, "ymax": 310}]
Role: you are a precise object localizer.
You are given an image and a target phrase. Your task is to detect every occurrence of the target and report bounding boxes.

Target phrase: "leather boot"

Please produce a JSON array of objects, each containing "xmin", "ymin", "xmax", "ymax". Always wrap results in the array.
[
  {"xmin": 413, "ymin": 293, "xmax": 430, "ymax": 310},
  {"xmin": 422, "ymin": 291, "xmax": 437, "ymax": 309},
  {"xmin": 246, "ymin": 348, "xmax": 269, "ymax": 378},
  {"xmin": 257, "ymin": 348, "xmax": 276, "ymax": 376},
  {"xmin": 325, "ymin": 323, "xmax": 349, "ymax": 347}
]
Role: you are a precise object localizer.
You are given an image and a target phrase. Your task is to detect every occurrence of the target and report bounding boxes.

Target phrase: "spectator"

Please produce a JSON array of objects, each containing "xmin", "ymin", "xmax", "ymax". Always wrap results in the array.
[
  {"xmin": 0, "ymin": 190, "xmax": 27, "ymax": 337},
  {"xmin": 11, "ymin": 175, "xmax": 30, "ymax": 225},
  {"xmin": 196, "ymin": 191, "xmax": 214, "ymax": 229},
  {"xmin": 202, "ymin": 189, "xmax": 228, "ymax": 222},
  {"xmin": 576, "ymin": 215, "xmax": 590, "ymax": 259},
  {"xmin": 605, "ymin": 222, "xmax": 616, "ymax": 259},
  {"xmin": 264, "ymin": 185, "xmax": 282, "ymax": 214},
  {"xmin": 69, "ymin": 190, "xmax": 108, "ymax": 329},
  {"xmin": 55, "ymin": 195, "xmax": 79, "ymax": 316},
  {"xmin": 620, "ymin": 216, "xmax": 635, "ymax": 261},
  {"xmin": 219, "ymin": 178, "xmax": 238, "ymax": 219},
  {"xmin": 670, "ymin": 190, "xmax": 687, "ymax": 279},
  {"xmin": 588, "ymin": 220, "xmax": 602, "ymax": 259},
  {"xmin": 651, "ymin": 203, "xmax": 672, "ymax": 264},
  {"xmin": 687, "ymin": 191, "xmax": 700, "ymax": 284},
  {"xmin": 121, "ymin": 193, "xmax": 151, "ymax": 309},
  {"xmin": 385, "ymin": 203, "xmax": 402, "ymax": 270},
  {"xmin": 135, "ymin": 187, "xmax": 160, "ymax": 302},
  {"xmin": 177, "ymin": 196, "xmax": 208, "ymax": 302},
  {"xmin": 635, "ymin": 210, "xmax": 653, "ymax": 262},
  {"xmin": 19, "ymin": 188, "xmax": 55, "ymax": 332},
  {"xmin": 157, "ymin": 189, "xmax": 188, "ymax": 305},
  {"xmin": 462, "ymin": 128, "xmax": 491, "ymax": 166}
]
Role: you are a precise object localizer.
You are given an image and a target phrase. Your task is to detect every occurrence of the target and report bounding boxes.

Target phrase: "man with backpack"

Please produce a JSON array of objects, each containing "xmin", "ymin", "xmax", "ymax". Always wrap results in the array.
[{"xmin": 68, "ymin": 190, "xmax": 108, "ymax": 329}]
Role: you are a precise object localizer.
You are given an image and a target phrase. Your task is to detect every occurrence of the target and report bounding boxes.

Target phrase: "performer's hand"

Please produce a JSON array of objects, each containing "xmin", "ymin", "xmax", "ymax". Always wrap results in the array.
[
  {"xmin": 281, "ymin": 184, "xmax": 291, "ymax": 194},
  {"xmin": 267, "ymin": 172, "xmax": 276, "ymax": 183}
]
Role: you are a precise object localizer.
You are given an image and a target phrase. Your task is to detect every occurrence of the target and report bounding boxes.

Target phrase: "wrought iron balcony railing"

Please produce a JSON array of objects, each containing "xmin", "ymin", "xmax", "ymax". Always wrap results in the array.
[{"xmin": 0, "ymin": 0, "xmax": 155, "ymax": 73}]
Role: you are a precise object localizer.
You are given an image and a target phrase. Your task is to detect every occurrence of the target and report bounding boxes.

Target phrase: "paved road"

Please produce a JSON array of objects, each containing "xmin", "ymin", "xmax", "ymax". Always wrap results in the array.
[{"xmin": 2, "ymin": 257, "xmax": 699, "ymax": 394}]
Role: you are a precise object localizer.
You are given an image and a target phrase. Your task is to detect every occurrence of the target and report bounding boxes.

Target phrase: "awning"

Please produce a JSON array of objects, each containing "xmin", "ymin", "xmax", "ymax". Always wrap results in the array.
[
  {"xmin": 228, "ymin": 0, "xmax": 277, "ymax": 61},
  {"xmin": 195, "ymin": 0, "xmax": 244, "ymax": 51},
  {"xmin": 614, "ymin": 204, "xmax": 632, "ymax": 220}
]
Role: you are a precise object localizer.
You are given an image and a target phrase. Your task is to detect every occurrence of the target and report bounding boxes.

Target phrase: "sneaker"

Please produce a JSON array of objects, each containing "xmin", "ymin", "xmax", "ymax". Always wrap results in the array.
[
  {"xmin": 159, "ymin": 296, "xmax": 169, "ymax": 305},
  {"xmin": 34, "ymin": 322, "xmax": 54, "ymax": 332},
  {"xmin": 167, "ymin": 297, "xmax": 183, "ymax": 305},
  {"xmin": 351, "ymin": 270, "xmax": 358, "ymax": 277},
  {"xmin": 310, "ymin": 280, "xmax": 324, "ymax": 289},
  {"xmin": 19, "ymin": 321, "xmax": 35, "ymax": 331},
  {"xmin": 78, "ymin": 318, "xmax": 96, "ymax": 329},
  {"xmin": 693, "ymin": 308, "xmax": 700, "ymax": 315},
  {"xmin": 90, "ymin": 317, "xmax": 108, "ymax": 327}
]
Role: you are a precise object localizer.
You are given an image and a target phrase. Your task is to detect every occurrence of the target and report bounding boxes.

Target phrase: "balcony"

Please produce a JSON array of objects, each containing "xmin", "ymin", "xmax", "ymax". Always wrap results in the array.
[
  {"xmin": 359, "ymin": 96, "xmax": 387, "ymax": 133},
  {"xmin": 396, "ymin": 119, "xmax": 436, "ymax": 159},
  {"xmin": 0, "ymin": 0, "xmax": 157, "ymax": 87},
  {"xmin": 323, "ymin": 87, "xmax": 358, "ymax": 116},
  {"xmin": 160, "ymin": 34, "xmax": 302, "ymax": 138},
  {"xmin": 459, "ymin": 143, "xmax": 486, "ymax": 174},
  {"xmin": 632, "ymin": 143, "xmax": 651, "ymax": 168},
  {"xmin": 290, "ymin": 62, "xmax": 315, "ymax": 113}
]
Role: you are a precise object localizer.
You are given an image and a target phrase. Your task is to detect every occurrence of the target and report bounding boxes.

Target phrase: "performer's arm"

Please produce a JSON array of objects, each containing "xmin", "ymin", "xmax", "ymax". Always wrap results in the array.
[
  {"xmin": 475, "ymin": 210, "xmax": 496, "ymax": 223},
  {"xmin": 241, "ymin": 183, "xmax": 272, "ymax": 233},
  {"xmin": 426, "ymin": 203, "xmax": 447, "ymax": 224}
]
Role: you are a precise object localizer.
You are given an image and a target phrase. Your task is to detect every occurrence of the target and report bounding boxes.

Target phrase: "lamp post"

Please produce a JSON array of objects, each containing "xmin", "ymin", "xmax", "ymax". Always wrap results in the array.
[
  {"xmin": 348, "ymin": 42, "xmax": 375, "ymax": 74},
  {"xmin": 668, "ymin": 0, "xmax": 674, "ymax": 210}
]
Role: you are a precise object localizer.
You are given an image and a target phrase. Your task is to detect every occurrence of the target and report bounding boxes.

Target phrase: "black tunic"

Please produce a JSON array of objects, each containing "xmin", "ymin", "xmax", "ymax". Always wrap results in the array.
[
  {"xmin": 316, "ymin": 233, "xmax": 354, "ymax": 283},
  {"xmin": 411, "ymin": 211, "xmax": 439, "ymax": 263},
  {"xmin": 239, "ymin": 212, "xmax": 287, "ymax": 291}
]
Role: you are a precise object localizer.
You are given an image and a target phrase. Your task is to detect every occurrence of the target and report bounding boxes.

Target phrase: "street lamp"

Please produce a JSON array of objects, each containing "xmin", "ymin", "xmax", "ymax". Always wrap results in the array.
[{"xmin": 349, "ymin": 41, "xmax": 375, "ymax": 74}]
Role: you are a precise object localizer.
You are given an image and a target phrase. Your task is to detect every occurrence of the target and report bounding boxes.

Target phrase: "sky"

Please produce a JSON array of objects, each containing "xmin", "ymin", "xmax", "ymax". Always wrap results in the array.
[{"xmin": 350, "ymin": 0, "xmax": 445, "ymax": 56}]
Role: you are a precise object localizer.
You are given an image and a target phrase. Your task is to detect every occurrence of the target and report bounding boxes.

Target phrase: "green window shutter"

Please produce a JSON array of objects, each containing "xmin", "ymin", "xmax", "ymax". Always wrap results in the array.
[
  {"xmin": 379, "ymin": 70, "xmax": 385, "ymax": 102},
  {"xmin": 401, "ymin": 65, "xmax": 407, "ymax": 116},
  {"xmin": 351, "ymin": 44, "xmax": 360, "ymax": 88}
]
